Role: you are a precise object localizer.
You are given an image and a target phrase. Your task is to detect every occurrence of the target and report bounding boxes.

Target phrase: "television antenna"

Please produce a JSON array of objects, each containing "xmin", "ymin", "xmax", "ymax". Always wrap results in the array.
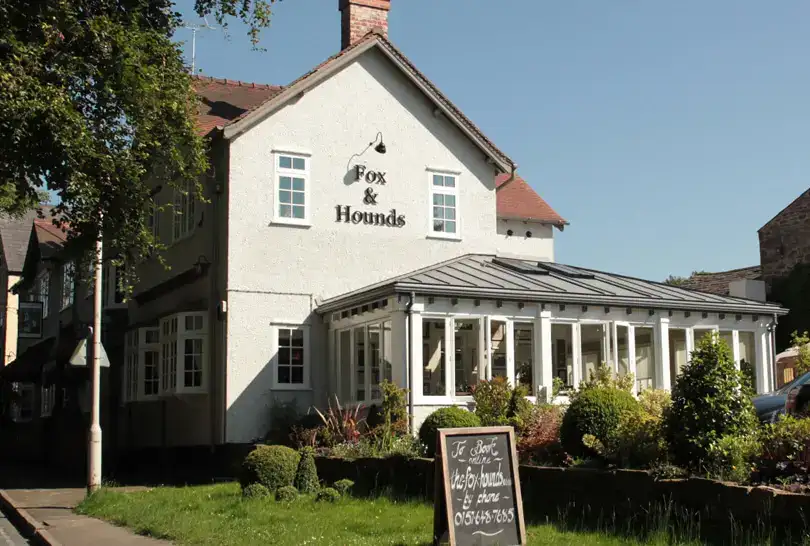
[{"xmin": 184, "ymin": 17, "xmax": 217, "ymax": 74}]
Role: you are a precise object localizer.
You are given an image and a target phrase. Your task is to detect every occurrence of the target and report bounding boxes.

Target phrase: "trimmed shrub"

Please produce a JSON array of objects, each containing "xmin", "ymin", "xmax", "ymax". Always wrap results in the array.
[
  {"xmin": 760, "ymin": 415, "xmax": 810, "ymax": 463},
  {"xmin": 242, "ymin": 483, "xmax": 270, "ymax": 499},
  {"xmin": 315, "ymin": 487, "xmax": 341, "ymax": 503},
  {"xmin": 294, "ymin": 447, "xmax": 319, "ymax": 493},
  {"xmin": 665, "ymin": 334, "xmax": 758, "ymax": 469},
  {"xmin": 419, "ymin": 407, "xmax": 481, "ymax": 458},
  {"xmin": 610, "ymin": 407, "xmax": 667, "ymax": 469},
  {"xmin": 275, "ymin": 485, "xmax": 299, "ymax": 503},
  {"xmin": 471, "ymin": 377, "xmax": 533, "ymax": 432},
  {"xmin": 560, "ymin": 386, "xmax": 639, "ymax": 457},
  {"xmin": 705, "ymin": 434, "xmax": 761, "ymax": 483},
  {"xmin": 240, "ymin": 445, "xmax": 301, "ymax": 492},
  {"xmin": 638, "ymin": 389, "xmax": 671, "ymax": 419},
  {"xmin": 333, "ymin": 479, "xmax": 355, "ymax": 496}
]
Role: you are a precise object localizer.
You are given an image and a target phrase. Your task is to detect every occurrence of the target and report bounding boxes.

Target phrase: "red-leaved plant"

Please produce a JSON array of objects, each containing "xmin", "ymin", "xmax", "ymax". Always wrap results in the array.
[
  {"xmin": 517, "ymin": 404, "xmax": 569, "ymax": 466},
  {"xmin": 314, "ymin": 395, "xmax": 366, "ymax": 446}
]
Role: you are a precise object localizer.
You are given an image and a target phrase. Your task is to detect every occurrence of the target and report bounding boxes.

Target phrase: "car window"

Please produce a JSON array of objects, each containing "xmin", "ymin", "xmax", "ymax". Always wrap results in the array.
[{"xmin": 777, "ymin": 371, "xmax": 810, "ymax": 394}]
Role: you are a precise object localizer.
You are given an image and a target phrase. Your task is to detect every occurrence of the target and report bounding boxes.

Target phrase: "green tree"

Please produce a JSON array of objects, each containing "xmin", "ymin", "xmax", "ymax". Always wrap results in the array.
[
  {"xmin": 789, "ymin": 330, "xmax": 810, "ymax": 376},
  {"xmin": 664, "ymin": 275, "xmax": 688, "ymax": 286},
  {"xmin": 0, "ymin": 0, "xmax": 278, "ymax": 276},
  {"xmin": 665, "ymin": 334, "xmax": 758, "ymax": 470}
]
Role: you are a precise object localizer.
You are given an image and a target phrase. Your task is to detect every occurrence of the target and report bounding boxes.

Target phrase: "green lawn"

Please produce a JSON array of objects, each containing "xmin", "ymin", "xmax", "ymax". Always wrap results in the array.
[{"xmin": 77, "ymin": 482, "xmax": 664, "ymax": 546}]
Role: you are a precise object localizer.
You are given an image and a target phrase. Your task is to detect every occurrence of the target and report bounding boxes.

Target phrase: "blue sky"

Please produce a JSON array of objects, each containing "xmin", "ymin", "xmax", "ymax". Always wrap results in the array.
[{"xmin": 174, "ymin": 0, "xmax": 810, "ymax": 282}]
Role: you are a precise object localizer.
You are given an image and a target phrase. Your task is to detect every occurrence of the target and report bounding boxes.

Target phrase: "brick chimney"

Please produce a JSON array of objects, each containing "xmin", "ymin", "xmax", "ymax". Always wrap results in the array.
[{"xmin": 339, "ymin": 0, "xmax": 390, "ymax": 50}]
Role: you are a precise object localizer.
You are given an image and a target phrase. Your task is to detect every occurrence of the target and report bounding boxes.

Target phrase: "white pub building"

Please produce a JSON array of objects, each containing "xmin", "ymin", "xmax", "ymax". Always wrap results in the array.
[{"xmin": 111, "ymin": 0, "xmax": 785, "ymax": 452}]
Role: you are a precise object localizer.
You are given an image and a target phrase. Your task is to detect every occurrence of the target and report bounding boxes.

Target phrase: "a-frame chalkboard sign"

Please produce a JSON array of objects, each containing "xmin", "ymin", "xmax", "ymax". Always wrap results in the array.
[{"xmin": 433, "ymin": 426, "xmax": 526, "ymax": 546}]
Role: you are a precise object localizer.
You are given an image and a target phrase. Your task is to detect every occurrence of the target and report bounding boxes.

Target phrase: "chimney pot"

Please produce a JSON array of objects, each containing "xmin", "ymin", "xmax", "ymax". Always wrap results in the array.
[{"xmin": 339, "ymin": 0, "xmax": 390, "ymax": 50}]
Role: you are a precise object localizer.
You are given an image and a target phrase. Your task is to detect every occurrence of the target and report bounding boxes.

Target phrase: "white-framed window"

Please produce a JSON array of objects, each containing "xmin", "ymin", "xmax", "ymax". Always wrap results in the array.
[
  {"xmin": 159, "ymin": 312, "xmax": 208, "ymax": 395},
  {"xmin": 29, "ymin": 271, "xmax": 50, "ymax": 319},
  {"xmin": 272, "ymin": 324, "xmax": 310, "ymax": 389},
  {"xmin": 123, "ymin": 327, "xmax": 161, "ymax": 403},
  {"xmin": 10, "ymin": 382, "xmax": 34, "ymax": 422},
  {"xmin": 273, "ymin": 152, "xmax": 310, "ymax": 225},
  {"xmin": 41, "ymin": 384, "xmax": 56, "ymax": 417},
  {"xmin": 60, "ymin": 261, "xmax": 75, "ymax": 310},
  {"xmin": 335, "ymin": 320, "xmax": 392, "ymax": 404},
  {"xmin": 142, "ymin": 328, "xmax": 160, "ymax": 398},
  {"xmin": 428, "ymin": 171, "xmax": 460, "ymax": 238},
  {"xmin": 172, "ymin": 181, "xmax": 196, "ymax": 242}
]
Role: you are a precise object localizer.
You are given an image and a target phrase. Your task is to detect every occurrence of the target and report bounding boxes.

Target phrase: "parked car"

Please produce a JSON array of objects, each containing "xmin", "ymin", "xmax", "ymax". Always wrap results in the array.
[{"xmin": 753, "ymin": 371, "xmax": 810, "ymax": 423}]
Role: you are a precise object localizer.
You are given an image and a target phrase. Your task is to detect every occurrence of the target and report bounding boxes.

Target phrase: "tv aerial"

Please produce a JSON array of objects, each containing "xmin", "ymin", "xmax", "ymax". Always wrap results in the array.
[{"xmin": 184, "ymin": 16, "xmax": 217, "ymax": 74}]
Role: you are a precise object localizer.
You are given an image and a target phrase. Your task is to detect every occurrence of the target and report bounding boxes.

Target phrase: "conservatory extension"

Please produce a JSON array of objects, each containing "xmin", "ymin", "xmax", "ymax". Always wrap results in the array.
[{"xmin": 317, "ymin": 254, "xmax": 787, "ymax": 427}]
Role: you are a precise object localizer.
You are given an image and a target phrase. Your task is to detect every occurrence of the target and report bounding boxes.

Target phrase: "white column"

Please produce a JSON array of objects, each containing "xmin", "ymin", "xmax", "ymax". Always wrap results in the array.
[
  {"xmin": 410, "ymin": 311, "xmax": 424, "ymax": 404},
  {"xmin": 655, "ymin": 317, "xmax": 671, "ymax": 391},
  {"xmin": 349, "ymin": 327, "xmax": 356, "ymax": 402},
  {"xmin": 536, "ymin": 311, "xmax": 552, "ymax": 402},
  {"xmin": 685, "ymin": 327, "xmax": 695, "ymax": 364},
  {"xmin": 506, "ymin": 320, "xmax": 515, "ymax": 386},
  {"xmin": 611, "ymin": 322, "xmax": 619, "ymax": 374},
  {"xmin": 327, "ymin": 327, "xmax": 335, "ymax": 398},
  {"xmin": 484, "ymin": 316, "xmax": 492, "ymax": 380},
  {"xmin": 477, "ymin": 317, "xmax": 486, "ymax": 383},
  {"xmin": 754, "ymin": 326, "xmax": 769, "ymax": 395},
  {"xmin": 572, "ymin": 323, "xmax": 582, "ymax": 388},
  {"xmin": 445, "ymin": 317, "xmax": 454, "ymax": 398},
  {"xmin": 628, "ymin": 325, "xmax": 638, "ymax": 396},
  {"xmin": 731, "ymin": 330, "xmax": 741, "ymax": 371}
]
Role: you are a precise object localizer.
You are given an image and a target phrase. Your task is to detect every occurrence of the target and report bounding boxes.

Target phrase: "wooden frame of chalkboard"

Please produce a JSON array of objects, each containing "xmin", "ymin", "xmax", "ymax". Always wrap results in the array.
[{"xmin": 433, "ymin": 426, "xmax": 527, "ymax": 545}]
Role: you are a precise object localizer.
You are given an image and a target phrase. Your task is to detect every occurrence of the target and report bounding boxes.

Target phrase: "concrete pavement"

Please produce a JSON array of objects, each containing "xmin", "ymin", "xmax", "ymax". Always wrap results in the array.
[
  {"xmin": 0, "ymin": 510, "xmax": 29, "ymax": 545},
  {"xmin": 0, "ymin": 463, "xmax": 170, "ymax": 545},
  {"xmin": 1, "ymin": 488, "xmax": 168, "ymax": 546}
]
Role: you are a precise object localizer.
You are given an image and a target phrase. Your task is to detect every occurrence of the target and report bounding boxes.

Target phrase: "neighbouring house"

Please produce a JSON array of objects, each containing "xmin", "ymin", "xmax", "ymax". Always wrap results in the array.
[
  {"xmin": 759, "ymin": 188, "xmax": 810, "ymax": 290},
  {"xmin": 0, "ymin": 0, "xmax": 789, "ymax": 474},
  {"xmin": 0, "ymin": 216, "xmax": 127, "ymax": 467}
]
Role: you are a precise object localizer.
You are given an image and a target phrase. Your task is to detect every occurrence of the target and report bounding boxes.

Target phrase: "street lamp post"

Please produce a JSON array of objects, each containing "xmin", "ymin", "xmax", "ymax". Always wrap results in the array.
[{"xmin": 87, "ymin": 229, "xmax": 103, "ymax": 493}]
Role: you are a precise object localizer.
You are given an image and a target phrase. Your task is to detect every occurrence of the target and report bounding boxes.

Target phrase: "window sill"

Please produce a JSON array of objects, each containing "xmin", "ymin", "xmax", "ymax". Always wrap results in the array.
[
  {"xmin": 426, "ymin": 234, "xmax": 462, "ymax": 242},
  {"xmin": 271, "ymin": 384, "xmax": 312, "ymax": 392},
  {"xmin": 169, "ymin": 231, "xmax": 195, "ymax": 248},
  {"xmin": 268, "ymin": 219, "xmax": 312, "ymax": 229}
]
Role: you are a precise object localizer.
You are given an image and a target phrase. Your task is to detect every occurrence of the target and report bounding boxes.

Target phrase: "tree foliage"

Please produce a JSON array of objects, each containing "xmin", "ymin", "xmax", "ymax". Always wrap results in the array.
[
  {"xmin": 790, "ymin": 330, "xmax": 810, "ymax": 377},
  {"xmin": 0, "ymin": 0, "xmax": 278, "ymax": 279}
]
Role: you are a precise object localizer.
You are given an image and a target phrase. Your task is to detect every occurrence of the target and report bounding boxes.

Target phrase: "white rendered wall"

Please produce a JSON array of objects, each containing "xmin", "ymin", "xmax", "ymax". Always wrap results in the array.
[{"xmin": 224, "ymin": 48, "xmax": 554, "ymax": 442}]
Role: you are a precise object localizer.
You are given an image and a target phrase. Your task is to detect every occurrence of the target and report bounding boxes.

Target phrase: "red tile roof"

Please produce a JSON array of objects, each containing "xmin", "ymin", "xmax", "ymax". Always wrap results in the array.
[
  {"xmin": 193, "ymin": 76, "xmax": 284, "ymax": 136},
  {"xmin": 496, "ymin": 174, "xmax": 567, "ymax": 227}
]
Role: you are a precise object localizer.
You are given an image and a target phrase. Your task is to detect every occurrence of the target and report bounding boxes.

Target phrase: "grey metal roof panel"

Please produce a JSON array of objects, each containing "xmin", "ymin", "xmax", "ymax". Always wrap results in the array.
[{"xmin": 316, "ymin": 254, "xmax": 787, "ymax": 315}]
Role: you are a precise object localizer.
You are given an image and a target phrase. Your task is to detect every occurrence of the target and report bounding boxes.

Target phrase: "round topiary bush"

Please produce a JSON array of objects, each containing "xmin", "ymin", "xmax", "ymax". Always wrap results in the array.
[
  {"xmin": 560, "ymin": 386, "xmax": 639, "ymax": 457},
  {"xmin": 240, "ymin": 445, "xmax": 301, "ymax": 492},
  {"xmin": 419, "ymin": 407, "xmax": 482, "ymax": 458},
  {"xmin": 242, "ymin": 483, "xmax": 270, "ymax": 499},
  {"xmin": 294, "ymin": 447, "xmax": 319, "ymax": 494},
  {"xmin": 333, "ymin": 479, "xmax": 355, "ymax": 496},
  {"xmin": 315, "ymin": 487, "xmax": 341, "ymax": 503},
  {"xmin": 275, "ymin": 485, "xmax": 299, "ymax": 503}
]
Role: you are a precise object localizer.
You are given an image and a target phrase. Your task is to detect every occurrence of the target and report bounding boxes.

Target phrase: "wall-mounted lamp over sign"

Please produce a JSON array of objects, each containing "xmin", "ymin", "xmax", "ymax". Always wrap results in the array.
[{"xmin": 345, "ymin": 132, "xmax": 387, "ymax": 171}]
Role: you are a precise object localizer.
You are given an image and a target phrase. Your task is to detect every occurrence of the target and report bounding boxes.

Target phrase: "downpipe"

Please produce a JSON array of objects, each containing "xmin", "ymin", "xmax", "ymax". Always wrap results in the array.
[{"xmin": 406, "ymin": 292, "xmax": 415, "ymax": 435}]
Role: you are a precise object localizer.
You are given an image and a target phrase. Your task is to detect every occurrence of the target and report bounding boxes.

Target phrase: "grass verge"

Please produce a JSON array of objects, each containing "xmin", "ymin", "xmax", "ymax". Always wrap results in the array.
[{"xmin": 77, "ymin": 482, "xmax": 666, "ymax": 545}]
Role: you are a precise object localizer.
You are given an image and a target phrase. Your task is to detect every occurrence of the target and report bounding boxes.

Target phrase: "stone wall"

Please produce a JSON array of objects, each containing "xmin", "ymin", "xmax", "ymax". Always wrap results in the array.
[
  {"xmin": 315, "ymin": 456, "xmax": 810, "ymax": 534},
  {"xmin": 759, "ymin": 188, "xmax": 810, "ymax": 291}
]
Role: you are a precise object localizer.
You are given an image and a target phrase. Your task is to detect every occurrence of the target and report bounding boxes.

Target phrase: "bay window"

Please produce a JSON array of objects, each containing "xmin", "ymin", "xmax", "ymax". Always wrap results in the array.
[
  {"xmin": 123, "ymin": 327, "xmax": 161, "ymax": 402},
  {"xmin": 159, "ymin": 312, "xmax": 207, "ymax": 395}
]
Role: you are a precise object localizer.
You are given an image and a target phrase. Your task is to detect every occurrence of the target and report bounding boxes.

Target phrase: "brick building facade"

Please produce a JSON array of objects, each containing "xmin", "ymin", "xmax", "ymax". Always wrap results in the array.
[{"xmin": 759, "ymin": 188, "xmax": 810, "ymax": 291}]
